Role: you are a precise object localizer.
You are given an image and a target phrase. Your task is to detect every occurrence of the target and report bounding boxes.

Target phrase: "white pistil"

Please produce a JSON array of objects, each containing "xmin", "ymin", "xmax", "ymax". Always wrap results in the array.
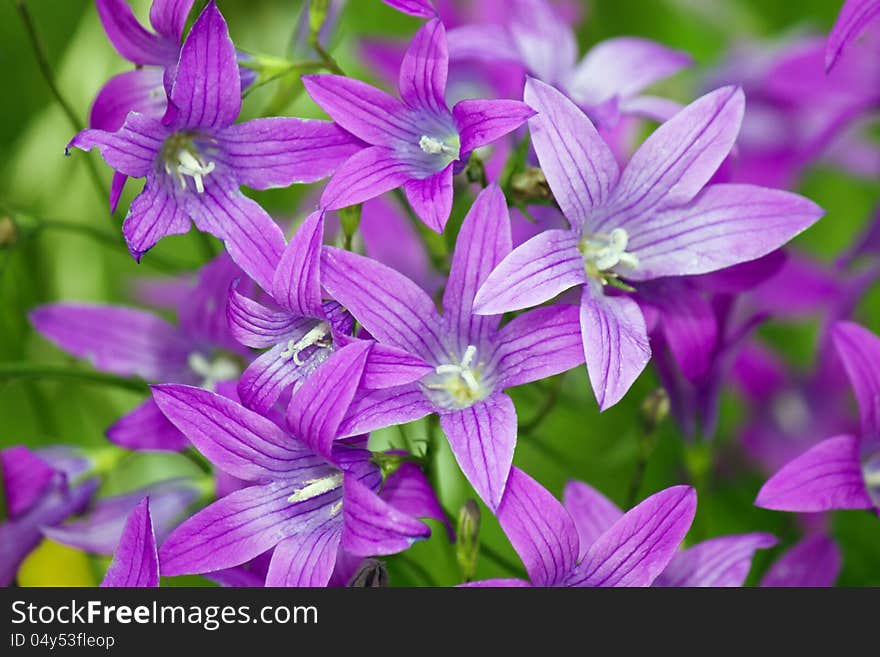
[
  {"xmin": 280, "ymin": 323, "xmax": 332, "ymax": 365},
  {"xmin": 430, "ymin": 344, "xmax": 482, "ymax": 398},
  {"xmin": 173, "ymin": 149, "xmax": 215, "ymax": 194},
  {"xmin": 864, "ymin": 467, "xmax": 880, "ymax": 489},
  {"xmin": 288, "ymin": 473, "xmax": 344, "ymax": 503},
  {"xmin": 187, "ymin": 353, "xmax": 240, "ymax": 391},
  {"xmin": 580, "ymin": 228, "xmax": 639, "ymax": 285},
  {"xmin": 419, "ymin": 135, "xmax": 457, "ymax": 157}
]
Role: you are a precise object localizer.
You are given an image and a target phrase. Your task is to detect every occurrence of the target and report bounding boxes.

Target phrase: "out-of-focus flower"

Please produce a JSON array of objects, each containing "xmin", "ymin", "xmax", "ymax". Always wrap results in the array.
[
  {"xmin": 826, "ymin": 0, "xmax": 880, "ymax": 71},
  {"xmin": 760, "ymin": 534, "xmax": 842, "ymax": 587}
]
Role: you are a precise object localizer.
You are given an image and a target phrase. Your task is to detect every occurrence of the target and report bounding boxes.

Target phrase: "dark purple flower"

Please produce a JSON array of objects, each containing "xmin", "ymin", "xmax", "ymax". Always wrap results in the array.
[
  {"xmin": 473, "ymin": 79, "xmax": 824, "ymax": 410},
  {"xmin": 68, "ymin": 2, "xmax": 360, "ymax": 288},
  {"xmin": 101, "ymin": 497, "xmax": 160, "ymax": 588},
  {"xmin": 303, "ymin": 19, "xmax": 534, "ymax": 232},
  {"xmin": 321, "ymin": 185, "xmax": 584, "ymax": 509}
]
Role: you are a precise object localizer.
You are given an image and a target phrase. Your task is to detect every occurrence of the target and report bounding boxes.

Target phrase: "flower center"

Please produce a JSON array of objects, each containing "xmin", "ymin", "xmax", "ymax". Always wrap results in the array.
[
  {"xmin": 287, "ymin": 472, "xmax": 344, "ymax": 503},
  {"xmin": 578, "ymin": 228, "xmax": 638, "ymax": 285},
  {"xmin": 424, "ymin": 345, "xmax": 489, "ymax": 409},
  {"xmin": 162, "ymin": 133, "xmax": 215, "ymax": 194},
  {"xmin": 279, "ymin": 323, "xmax": 332, "ymax": 365},
  {"xmin": 187, "ymin": 352, "xmax": 240, "ymax": 391},
  {"xmin": 863, "ymin": 451, "xmax": 880, "ymax": 507}
]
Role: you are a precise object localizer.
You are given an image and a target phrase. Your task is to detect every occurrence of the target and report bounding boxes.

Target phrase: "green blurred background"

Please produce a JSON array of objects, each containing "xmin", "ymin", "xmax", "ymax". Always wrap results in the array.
[{"xmin": 1, "ymin": 0, "xmax": 878, "ymax": 586}]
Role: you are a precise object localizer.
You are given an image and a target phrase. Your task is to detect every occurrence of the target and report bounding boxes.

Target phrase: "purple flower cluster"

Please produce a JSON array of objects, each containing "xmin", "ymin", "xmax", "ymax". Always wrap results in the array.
[{"xmin": 6, "ymin": 0, "xmax": 878, "ymax": 587}]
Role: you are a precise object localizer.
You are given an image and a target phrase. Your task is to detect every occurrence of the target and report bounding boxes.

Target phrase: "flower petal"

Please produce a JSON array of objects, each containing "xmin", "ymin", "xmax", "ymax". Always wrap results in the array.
[
  {"xmin": 67, "ymin": 113, "xmax": 166, "ymax": 179},
  {"xmin": 338, "ymin": 386, "xmax": 433, "ymax": 437},
  {"xmin": 580, "ymin": 285, "xmax": 651, "ymax": 411},
  {"xmin": 403, "ymin": 163, "xmax": 454, "ymax": 232},
  {"xmin": 380, "ymin": 461, "xmax": 450, "ymax": 535},
  {"xmin": 832, "ymin": 321, "xmax": 880, "ymax": 442},
  {"xmin": 271, "ymin": 211, "xmax": 325, "ymax": 317},
  {"xmin": 360, "ymin": 343, "xmax": 433, "ymax": 390},
  {"xmin": 399, "ymin": 19, "xmax": 448, "ymax": 114},
  {"xmin": 168, "ymin": 1, "xmax": 241, "ymax": 130},
  {"xmin": 825, "ymin": 0, "xmax": 880, "ymax": 70},
  {"xmin": 440, "ymin": 393, "xmax": 517, "ymax": 510},
  {"xmin": 29, "ymin": 303, "xmax": 190, "ymax": 381},
  {"xmin": 124, "ymin": 178, "xmax": 192, "ymax": 261},
  {"xmin": 227, "ymin": 286, "xmax": 310, "ymax": 349},
  {"xmin": 654, "ymin": 533, "xmax": 777, "ymax": 587},
  {"xmin": 1, "ymin": 447, "xmax": 55, "ymax": 518},
  {"xmin": 472, "ymin": 229, "xmax": 585, "ymax": 315},
  {"xmin": 89, "ymin": 68, "xmax": 167, "ymax": 133},
  {"xmin": 237, "ymin": 343, "xmax": 312, "ymax": 415},
  {"xmin": 106, "ymin": 399, "xmax": 190, "ymax": 452},
  {"xmin": 321, "ymin": 146, "xmax": 415, "ymax": 211},
  {"xmin": 568, "ymin": 485, "xmax": 696, "ymax": 587},
  {"xmin": 524, "ymin": 78, "xmax": 619, "ymax": 229},
  {"xmin": 152, "ymin": 384, "xmax": 325, "ymax": 482},
  {"xmin": 381, "ymin": 0, "xmax": 436, "ymax": 18},
  {"xmin": 341, "ymin": 475, "xmax": 431, "ymax": 556},
  {"xmin": 755, "ymin": 435, "xmax": 873, "ymax": 512},
  {"xmin": 265, "ymin": 520, "xmax": 343, "ymax": 587},
  {"xmin": 496, "ymin": 467, "xmax": 579, "ymax": 586},
  {"xmin": 321, "ymin": 246, "xmax": 445, "ymax": 362},
  {"xmin": 625, "ymin": 184, "xmax": 824, "ymax": 280},
  {"xmin": 508, "ymin": 0, "xmax": 577, "ymax": 84},
  {"xmin": 452, "ymin": 99, "xmax": 534, "ymax": 154},
  {"xmin": 101, "ymin": 498, "xmax": 159, "ymax": 588},
  {"xmin": 96, "ymin": 0, "xmax": 178, "ymax": 65},
  {"xmin": 760, "ymin": 534, "xmax": 841, "ymax": 587},
  {"xmin": 149, "ymin": 0, "xmax": 195, "ymax": 43},
  {"xmin": 215, "ymin": 118, "xmax": 361, "ymax": 190},
  {"xmin": 562, "ymin": 481, "xmax": 623, "ymax": 558}
]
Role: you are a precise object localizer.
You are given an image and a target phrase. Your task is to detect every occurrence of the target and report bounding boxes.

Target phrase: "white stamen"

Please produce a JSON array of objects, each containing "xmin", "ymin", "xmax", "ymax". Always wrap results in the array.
[
  {"xmin": 431, "ymin": 344, "xmax": 482, "ymax": 395},
  {"xmin": 187, "ymin": 353, "xmax": 240, "ymax": 391},
  {"xmin": 288, "ymin": 473, "xmax": 344, "ymax": 503},
  {"xmin": 581, "ymin": 227, "xmax": 639, "ymax": 277},
  {"xmin": 329, "ymin": 501, "xmax": 343, "ymax": 517},
  {"xmin": 419, "ymin": 135, "xmax": 456, "ymax": 156},
  {"xmin": 280, "ymin": 323, "xmax": 332, "ymax": 365},
  {"xmin": 175, "ymin": 149, "xmax": 215, "ymax": 194}
]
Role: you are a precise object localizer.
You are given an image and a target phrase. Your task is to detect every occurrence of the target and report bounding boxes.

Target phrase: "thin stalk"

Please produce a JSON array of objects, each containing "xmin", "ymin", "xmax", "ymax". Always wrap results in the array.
[
  {"xmin": 519, "ymin": 373, "xmax": 566, "ymax": 434},
  {"xmin": 0, "ymin": 362, "xmax": 150, "ymax": 394}
]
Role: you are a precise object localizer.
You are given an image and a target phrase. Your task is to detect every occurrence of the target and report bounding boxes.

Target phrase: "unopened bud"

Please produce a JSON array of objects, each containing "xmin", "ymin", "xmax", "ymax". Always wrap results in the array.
[
  {"xmin": 455, "ymin": 499, "xmax": 481, "ymax": 581},
  {"xmin": 308, "ymin": 0, "xmax": 331, "ymax": 36},
  {"xmin": 640, "ymin": 388, "xmax": 670, "ymax": 433},
  {"xmin": 0, "ymin": 217, "xmax": 16, "ymax": 247},
  {"xmin": 510, "ymin": 167, "xmax": 551, "ymax": 203},
  {"xmin": 347, "ymin": 559, "xmax": 388, "ymax": 587}
]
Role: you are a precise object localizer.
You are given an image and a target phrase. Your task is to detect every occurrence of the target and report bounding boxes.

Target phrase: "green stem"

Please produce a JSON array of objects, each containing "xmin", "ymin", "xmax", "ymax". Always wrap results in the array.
[
  {"xmin": 396, "ymin": 554, "xmax": 438, "ymax": 587},
  {"xmin": 0, "ymin": 362, "xmax": 150, "ymax": 394},
  {"xmin": 15, "ymin": 0, "xmax": 110, "ymax": 207},
  {"xmin": 520, "ymin": 373, "xmax": 565, "ymax": 433}
]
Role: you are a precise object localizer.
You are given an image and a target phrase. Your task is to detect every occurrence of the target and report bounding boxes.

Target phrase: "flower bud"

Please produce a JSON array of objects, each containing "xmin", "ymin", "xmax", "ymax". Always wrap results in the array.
[
  {"xmin": 510, "ymin": 167, "xmax": 552, "ymax": 203},
  {"xmin": 455, "ymin": 499, "xmax": 481, "ymax": 581},
  {"xmin": 640, "ymin": 388, "xmax": 670, "ymax": 433},
  {"xmin": 347, "ymin": 559, "xmax": 388, "ymax": 587},
  {"xmin": 0, "ymin": 216, "xmax": 16, "ymax": 247}
]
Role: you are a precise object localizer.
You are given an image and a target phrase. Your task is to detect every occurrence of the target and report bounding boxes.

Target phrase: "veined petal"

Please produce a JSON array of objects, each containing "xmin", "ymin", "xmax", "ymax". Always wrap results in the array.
[
  {"xmin": 399, "ymin": 19, "xmax": 448, "ymax": 114},
  {"xmin": 152, "ymin": 384, "xmax": 325, "ymax": 483},
  {"xmin": 1, "ymin": 447, "xmax": 55, "ymax": 518},
  {"xmin": 626, "ymin": 184, "xmax": 824, "ymax": 281},
  {"xmin": 321, "ymin": 246, "xmax": 445, "ymax": 362},
  {"xmin": 302, "ymin": 74, "xmax": 418, "ymax": 144},
  {"xmin": 341, "ymin": 475, "xmax": 431, "ymax": 556},
  {"xmin": 496, "ymin": 467, "xmax": 579, "ymax": 586},
  {"xmin": 473, "ymin": 229, "xmax": 585, "ymax": 315},
  {"xmin": 188, "ymin": 176, "xmax": 286, "ymax": 292},
  {"xmin": 832, "ymin": 321, "xmax": 880, "ymax": 441},
  {"xmin": 443, "ymin": 184, "xmax": 512, "ymax": 339},
  {"xmin": 380, "ymin": 462, "xmax": 449, "ymax": 534},
  {"xmin": 453, "ymin": 99, "xmax": 534, "ymax": 154},
  {"xmin": 287, "ymin": 342, "xmax": 372, "ymax": 459},
  {"xmin": 321, "ymin": 147, "xmax": 415, "ymax": 211},
  {"xmin": 440, "ymin": 393, "xmax": 517, "ymax": 510},
  {"xmin": 508, "ymin": 0, "xmax": 577, "ymax": 84},
  {"xmin": 67, "ymin": 113, "xmax": 166, "ymax": 179},
  {"xmin": 89, "ymin": 68, "xmax": 167, "ymax": 133},
  {"xmin": 496, "ymin": 305, "xmax": 583, "ymax": 388},
  {"xmin": 580, "ymin": 285, "xmax": 651, "ymax": 411},
  {"xmin": 568, "ymin": 486, "xmax": 696, "ymax": 587},
  {"xmin": 215, "ymin": 118, "xmax": 362, "ymax": 190},
  {"xmin": 524, "ymin": 78, "xmax": 619, "ymax": 229},
  {"xmin": 381, "ymin": 0, "xmax": 436, "ymax": 18},
  {"xmin": 567, "ymin": 37, "xmax": 691, "ymax": 106},
  {"xmin": 760, "ymin": 535, "xmax": 841, "ymax": 587},
  {"xmin": 265, "ymin": 520, "xmax": 343, "ymax": 587},
  {"xmin": 101, "ymin": 498, "xmax": 159, "ymax": 588},
  {"xmin": 159, "ymin": 481, "xmax": 336, "ymax": 575},
  {"xmin": 338, "ymin": 385, "xmax": 433, "ymax": 437},
  {"xmin": 272, "ymin": 211, "xmax": 325, "ymax": 317},
  {"xmin": 29, "ymin": 303, "xmax": 190, "ymax": 381},
  {"xmin": 598, "ymin": 86, "xmax": 744, "ymax": 232},
  {"xmin": 446, "ymin": 24, "xmax": 521, "ymax": 63},
  {"xmin": 755, "ymin": 435, "xmax": 873, "ymax": 512},
  {"xmin": 124, "ymin": 178, "xmax": 191, "ymax": 261},
  {"xmin": 562, "ymin": 481, "xmax": 623, "ymax": 559},
  {"xmin": 106, "ymin": 399, "xmax": 190, "ymax": 452},
  {"xmin": 654, "ymin": 533, "xmax": 777, "ymax": 587},
  {"xmin": 150, "ymin": 0, "xmax": 195, "ymax": 43},
  {"xmin": 227, "ymin": 287, "xmax": 310, "ymax": 349},
  {"xmin": 96, "ymin": 0, "xmax": 178, "ymax": 65},
  {"xmin": 360, "ymin": 343, "xmax": 433, "ymax": 390},
  {"xmin": 403, "ymin": 163, "xmax": 454, "ymax": 233},
  {"xmin": 169, "ymin": 2, "xmax": 241, "ymax": 130},
  {"xmin": 825, "ymin": 0, "xmax": 880, "ymax": 70},
  {"xmin": 237, "ymin": 343, "xmax": 312, "ymax": 415}
]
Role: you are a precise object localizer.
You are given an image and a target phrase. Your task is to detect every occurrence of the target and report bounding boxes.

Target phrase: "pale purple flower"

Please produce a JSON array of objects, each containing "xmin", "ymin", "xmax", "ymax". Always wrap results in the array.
[
  {"xmin": 465, "ymin": 468, "xmax": 697, "ymax": 587},
  {"xmin": 473, "ymin": 79, "xmax": 824, "ymax": 410},
  {"xmin": 153, "ymin": 342, "xmax": 431, "ymax": 586},
  {"xmin": 228, "ymin": 210, "xmax": 432, "ymax": 414},
  {"xmin": 760, "ymin": 534, "xmax": 841, "ymax": 587},
  {"xmin": 303, "ymin": 19, "xmax": 534, "ymax": 232},
  {"xmin": 381, "ymin": 0, "xmax": 437, "ymax": 18},
  {"xmin": 826, "ymin": 0, "xmax": 880, "ymax": 71},
  {"xmin": 320, "ymin": 185, "xmax": 584, "ymax": 509},
  {"xmin": 30, "ymin": 253, "xmax": 247, "ymax": 452},
  {"xmin": 756, "ymin": 321, "xmax": 880, "ymax": 514},
  {"xmin": 68, "ymin": 2, "xmax": 360, "ymax": 288},
  {"xmin": 101, "ymin": 497, "xmax": 160, "ymax": 588}
]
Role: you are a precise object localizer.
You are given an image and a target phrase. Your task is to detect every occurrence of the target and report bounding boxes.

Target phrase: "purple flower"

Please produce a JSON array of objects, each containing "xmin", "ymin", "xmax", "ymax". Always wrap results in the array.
[
  {"xmin": 473, "ymin": 79, "xmax": 824, "ymax": 410},
  {"xmin": 756, "ymin": 321, "xmax": 880, "ymax": 513},
  {"xmin": 381, "ymin": 0, "xmax": 437, "ymax": 18},
  {"xmin": 30, "ymin": 254, "xmax": 247, "ymax": 452},
  {"xmin": 465, "ymin": 468, "xmax": 697, "ymax": 587},
  {"xmin": 152, "ymin": 342, "xmax": 431, "ymax": 586},
  {"xmin": 228, "ymin": 210, "xmax": 432, "ymax": 414},
  {"xmin": 760, "ymin": 534, "xmax": 841, "ymax": 587},
  {"xmin": 68, "ymin": 2, "xmax": 360, "ymax": 288},
  {"xmin": 320, "ymin": 185, "xmax": 584, "ymax": 509},
  {"xmin": 826, "ymin": 0, "xmax": 880, "ymax": 71},
  {"xmin": 0, "ymin": 447, "xmax": 98, "ymax": 586},
  {"xmin": 303, "ymin": 19, "xmax": 534, "ymax": 232},
  {"xmin": 101, "ymin": 497, "xmax": 160, "ymax": 588}
]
